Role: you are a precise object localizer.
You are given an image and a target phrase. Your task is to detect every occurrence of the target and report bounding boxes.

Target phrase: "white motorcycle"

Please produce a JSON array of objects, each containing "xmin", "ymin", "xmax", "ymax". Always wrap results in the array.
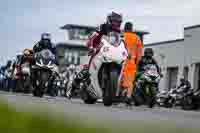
[{"xmin": 82, "ymin": 31, "xmax": 128, "ymax": 106}]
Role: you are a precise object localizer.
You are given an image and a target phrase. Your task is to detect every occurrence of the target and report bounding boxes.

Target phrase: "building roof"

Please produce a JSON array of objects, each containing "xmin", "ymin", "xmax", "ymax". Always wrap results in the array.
[
  {"xmin": 61, "ymin": 24, "xmax": 149, "ymax": 34},
  {"xmin": 144, "ymin": 38, "xmax": 184, "ymax": 47},
  {"xmin": 144, "ymin": 24, "xmax": 200, "ymax": 47},
  {"xmin": 56, "ymin": 41, "xmax": 88, "ymax": 49},
  {"xmin": 133, "ymin": 30, "xmax": 149, "ymax": 35},
  {"xmin": 60, "ymin": 24, "xmax": 97, "ymax": 30},
  {"xmin": 184, "ymin": 24, "xmax": 200, "ymax": 30},
  {"xmin": 121, "ymin": 30, "xmax": 149, "ymax": 35}
]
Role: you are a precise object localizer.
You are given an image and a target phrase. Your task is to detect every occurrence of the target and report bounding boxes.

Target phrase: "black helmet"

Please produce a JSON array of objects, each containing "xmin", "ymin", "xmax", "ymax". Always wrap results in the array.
[
  {"xmin": 180, "ymin": 76, "xmax": 185, "ymax": 82},
  {"xmin": 41, "ymin": 33, "xmax": 51, "ymax": 41},
  {"xmin": 106, "ymin": 12, "xmax": 122, "ymax": 31},
  {"xmin": 144, "ymin": 48, "xmax": 154, "ymax": 57},
  {"xmin": 124, "ymin": 22, "xmax": 133, "ymax": 32},
  {"xmin": 6, "ymin": 60, "xmax": 12, "ymax": 67}
]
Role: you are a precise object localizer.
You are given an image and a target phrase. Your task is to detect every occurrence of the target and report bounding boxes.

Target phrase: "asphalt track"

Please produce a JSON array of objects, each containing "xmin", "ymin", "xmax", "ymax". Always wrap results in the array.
[{"xmin": 1, "ymin": 91, "xmax": 200, "ymax": 129}]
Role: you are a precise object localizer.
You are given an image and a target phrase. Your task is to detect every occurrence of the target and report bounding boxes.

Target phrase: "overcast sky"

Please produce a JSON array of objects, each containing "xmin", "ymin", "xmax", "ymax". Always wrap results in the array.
[{"xmin": 0, "ymin": 0, "xmax": 200, "ymax": 62}]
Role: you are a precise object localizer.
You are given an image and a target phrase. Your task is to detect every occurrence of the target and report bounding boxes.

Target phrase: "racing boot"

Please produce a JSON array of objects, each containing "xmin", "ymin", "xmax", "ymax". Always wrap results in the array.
[{"xmin": 121, "ymin": 89, "xmax": 133, "ymax": 106}]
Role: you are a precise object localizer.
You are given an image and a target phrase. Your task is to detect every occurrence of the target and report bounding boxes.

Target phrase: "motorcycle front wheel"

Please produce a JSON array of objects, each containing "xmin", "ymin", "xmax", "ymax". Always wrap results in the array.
[
  {"xmin": 103, "ymin": 69, "xmax": 118, "ymax": 106},
  {"xmin": 182, "ymin": 96, "xmax": 194, "ymax": 110},
  {"xmin": 80, "ymin": 89, "xmax": 97, "ymax": 104},
  {"xmin": 146, "ymin": 86, "xmax": 157, "ymax": 108}
]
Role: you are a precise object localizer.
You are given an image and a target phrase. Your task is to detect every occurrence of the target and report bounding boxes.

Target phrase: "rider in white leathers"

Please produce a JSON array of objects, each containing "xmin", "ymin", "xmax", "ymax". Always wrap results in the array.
[{"xmin": 86, "ymin": 12, "xmax": 127, "ymax": 99}]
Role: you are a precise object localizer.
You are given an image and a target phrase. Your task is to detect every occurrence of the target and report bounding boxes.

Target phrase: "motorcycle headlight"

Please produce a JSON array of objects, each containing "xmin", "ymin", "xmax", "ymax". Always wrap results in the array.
[
  {"xmin": 64, "ymin": 80, "xmax": 67, "ymax": 84},
  {"xmin": 57, "ymin": 81, "xmax": 61, "ymax": 86},
  {"xmin": 155, "ymin": 76, "xmax": 161, "ymax": 82},
  {"xmin": 170, "ymin": 93, "xmax": 176, "ymax": 97},
  {"xmin": 144, "ymin": 74, "xmax": 152, "ymax": 82},
  {"xmin": 21, "ymin": 66, "xmax": 30, "ymax": 75}
]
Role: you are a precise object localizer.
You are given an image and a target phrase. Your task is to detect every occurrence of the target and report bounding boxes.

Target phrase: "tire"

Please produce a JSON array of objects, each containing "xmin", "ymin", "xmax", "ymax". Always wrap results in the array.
[
  {"xmin": 147, "ymin": 87, "xmax": 157, "ymax": 108},
  {"xmin": 32, "ymin": 81, "xmax": 45, "ymax": 97},
  {"xmin": 182, "ymin": 96, "xmax": 194, "ymax": 110},
  {"xmin": 81, "ymin": 90, "xmax": 97, "ymax": 104},
  {"xmin": 133, "ymin": 95, "xmax": 144, "ymax": 106},
  {"xmin": 15, "ymin": 80, "xmax": 23, "ymax": 93},
  {"xmin": 23, "ymin": 76, "xmax": 32, "ymax": 94},
  {"xmin": 133, "ymin": 84, "xmax": 145, "ymax": 106},
  {"xmin": 32, "ymin": 70, "xmax": 49, "ymax": 97},
  {"xmin": 103, "ymin": 70, "xmax": 118, "ymax": 106},
  {"xmin": 49, "ymin": 86, "xmax": 58, "ymax": 97},
  {"xmin": 32, "ymin": 88, "xmax": 44, "ymax": 97}
]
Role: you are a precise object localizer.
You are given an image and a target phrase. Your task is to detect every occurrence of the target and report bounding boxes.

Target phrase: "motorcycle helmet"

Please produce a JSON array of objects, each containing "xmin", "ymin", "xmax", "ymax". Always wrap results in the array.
[
  {"xmin": 69, "ymin": 64, "xmax": 76, "ymax": 72},
  {"xmin": 16, "ymin": 52, "xmax": 23, "ymax": 63},
  {"xmin": 144, "ymin": 48, "xmax": 154, "ymax": 58},
  {"xmin": 124, "ymin": 22, "xmax": 133, "ymax": 32},
  {"xmin": 108, "ymin": 31, "xmax": 120, "ymax": 46},
  {"xmin": 106, "ymin": 11, "xmax": 122, "ymax": 32},
  {"xmin": 180, "ymin": 76, "xmax": 185, "ymax": 83},
  {"xmin": 41, "ymin": 33, "xmax": 51, "ymax": 46},
  {"xmin": 83, "ymin": 64, "xmax": 89, "ymax": 70},
  {"xmin": 23, "ymin": 48, "xmax": 33, "ymax": 56},
  {"xmin": 6, "ymin": 60, "xmax": 12, "ymax": 68},
  {"xmin": 41, "ymin": 33, "xmax": 51, "ymax": 41}
]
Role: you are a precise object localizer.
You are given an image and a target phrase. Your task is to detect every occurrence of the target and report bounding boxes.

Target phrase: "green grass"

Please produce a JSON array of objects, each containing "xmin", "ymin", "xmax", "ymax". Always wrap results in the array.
[
  {"xmin": 0, "ymin": 100, "xmax": 111, "ymax": 133},
  {"xmin": 0, "ymin": 99, "xmax": 200, "ymax": 133}
]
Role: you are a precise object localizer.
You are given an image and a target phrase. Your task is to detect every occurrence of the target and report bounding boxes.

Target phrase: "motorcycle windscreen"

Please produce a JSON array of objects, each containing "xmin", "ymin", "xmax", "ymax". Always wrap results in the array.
[
  {"xmin": 101, "ymin": 38, "xmax": 127, "ymax": 64},
  {"xmin": 107, "ymin": 32, "xmax": 121, "ymax": 47},
  {"xmin": 37, "ymin": 49, "xmax": 55, "ymax": 60}
]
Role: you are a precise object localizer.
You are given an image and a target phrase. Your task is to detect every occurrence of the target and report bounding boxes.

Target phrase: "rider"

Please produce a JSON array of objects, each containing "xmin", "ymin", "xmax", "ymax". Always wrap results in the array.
[
  {"xmin": 137, "ymin": 48, "xmax": 160, "ymax": 74},
  {"xmin": 135, "ymin": 48, "xmax": 161, "ymax": 90},
  {"xmin": 4, "ymin": 60, "xmax": 13, "ymax": 91},
  {"xmin": 20, "ymin": 48, "xmax": 33, "ymax": 65},
  {"xmin": 177, "ymin": 77, "xmax": 191, "ymax": 93},
  {"xmin": 32, "ymin": 33, "xmax": 57, "ymax": 89},
  {"xmin": 33, "ymin": 33, "xmax": 55, "ymax": 54},
  {"xmin": 87, "ymin": 11, "xmax": 122, "ymax": 65},
  {"xmin": 86, "ymin": 11, "xmax": 123, "ymax": 99}
]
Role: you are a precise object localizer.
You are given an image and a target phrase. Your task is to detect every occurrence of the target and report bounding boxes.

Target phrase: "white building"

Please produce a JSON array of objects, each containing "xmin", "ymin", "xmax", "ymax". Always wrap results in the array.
[{"xmin": 144, "ymin": 25, "xmax": 200, "ymax": 90}]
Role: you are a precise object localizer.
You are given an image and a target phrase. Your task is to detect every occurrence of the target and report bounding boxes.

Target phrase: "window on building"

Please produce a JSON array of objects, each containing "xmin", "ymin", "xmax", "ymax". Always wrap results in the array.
[
  {"xmin": 68, "ymin": 51, "xmax": 73, "ymax": 64},
  {"xmin": 73, "ymin": 51, "xmax": 79, "ymax": 65},
  {"xmin": 196, "ymin": 64, "xmax": 200, "ymax": 90},
  {"xmin": 184, "ymin": 66, "xmax": 189, "ymax": 80},
  {"xmin": 167, "ymin": 67, "xmax": 178, "ymax": 89}
]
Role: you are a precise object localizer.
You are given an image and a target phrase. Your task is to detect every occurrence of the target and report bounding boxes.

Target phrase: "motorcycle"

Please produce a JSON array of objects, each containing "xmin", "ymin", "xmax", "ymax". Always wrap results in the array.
[
  {"xmin": 66, "ymin": 66, "xmax": 91, "ymax": 100},
  {"xmin": 32, "ymin": 49, "xmax": 57, "ymax": 97},
  {"xmin": 0, "ymin": 71, "xmax": 6, "ymax": 90},
  {"xmin": 168, "ymin": 86, "xmax": 196, "ymax": 110},
  {"xmin": 133, "ymin": 64, "xmax": 161, "ymax": 108},
  {"xmin": 82, "ymin": 32, "xmax": 128, "ymax": 106},
  {"xmin": 191, "ymin": 89, "xmax": 200, "ymax": 110},
  {"xmin": 15, "ymin": 61, "xmax": 32, "ymax": 93},
  {"xmin": 66, "ymin": 66, "xmax": 80, "ymax": 98},
  {"xmin": 156, "ymin": 89, "xmax": 171, "ymax": 107},
  {"xmin": 52, "ymin": 71, "xmax": 68, "ymax": 97}
]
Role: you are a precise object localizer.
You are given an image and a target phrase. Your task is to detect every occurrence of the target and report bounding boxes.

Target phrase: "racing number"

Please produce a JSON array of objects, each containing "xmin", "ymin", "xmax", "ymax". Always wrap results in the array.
[{"xmin": 103, "ymin": 47, "xmax": 109, "ymax": 52}]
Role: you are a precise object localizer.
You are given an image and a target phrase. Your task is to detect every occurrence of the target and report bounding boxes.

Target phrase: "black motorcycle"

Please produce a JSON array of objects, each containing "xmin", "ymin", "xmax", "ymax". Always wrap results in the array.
[
  {"xmin": 156, "ymin": 90, "xmax": 171, "ymax": 107},
  {"xmin": 52, "ymin": 72, "xmax": 68, "ymax": 97},
  {"xmin": 66, "ymin": 67, "xmax": 92, "ymax": 102},
  {"xmin": 133, "ymin": 65, "xmax": 161, "ymax": 108},
  {"xmin": 31, "ymin": 49, "xmax": 56, "ymax": 97},
  {"xmin": 191, "ymin": 89, "xmax": 200, "ymax": 110},
  {"xmin": 166, "ymin": 86, "xmax": 195, "ymax": 110}
]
